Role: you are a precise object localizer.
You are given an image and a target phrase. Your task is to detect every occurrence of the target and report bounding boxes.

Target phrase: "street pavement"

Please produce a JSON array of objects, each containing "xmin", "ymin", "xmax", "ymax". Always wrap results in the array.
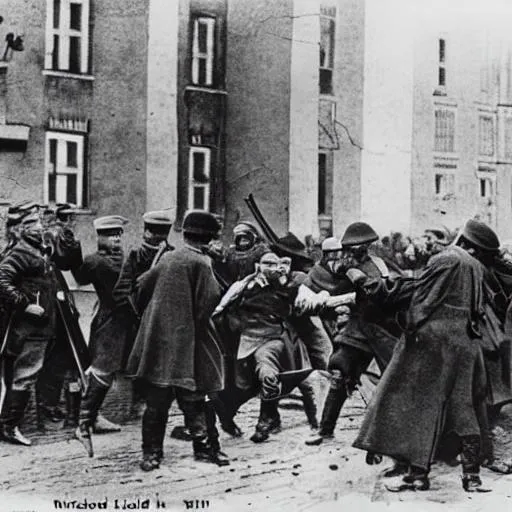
[{"xmin": 2, "ymin": 375, "xmax": 512, "ymax": 512}]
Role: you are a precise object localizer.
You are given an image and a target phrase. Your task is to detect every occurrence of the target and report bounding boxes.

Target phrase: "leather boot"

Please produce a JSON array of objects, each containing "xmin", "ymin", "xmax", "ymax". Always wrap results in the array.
[
  {"xmin": 250, "ymin": 399, "xmax": 281, "ymax": 443},
  {"xmin": 0, "ymin": 390, "xmax": 32, "ymax": 446},
  {"xmin": 305, "ymin": 370, "xmax": 346, "ymax": 446},
  {"xmin": 299, "ymin": 381, "xmax": 318, "ymax": 429},
  {"xmin": 385, "ymin": 465, "xmax": 430, "ymax": 492},
  {"xmin": 461, "ymin": 435, "xmax": 492, "ymax": 493},
  {"xmin": 74, "ymin": 375, "xmax": 109, "ymax": 457},
  {"xmin": 140, "ymin": 406, "xmax": 166, "ymax": 471},
  {"xmin": 204, "ymin": 401, "xmax": 230, "ymax": 466}
]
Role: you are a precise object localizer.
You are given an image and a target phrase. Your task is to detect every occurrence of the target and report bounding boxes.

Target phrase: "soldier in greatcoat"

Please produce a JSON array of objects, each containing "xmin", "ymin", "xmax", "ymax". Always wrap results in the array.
[
  {"xmin": 72, "ymin": 215, "xmax": 129, "ymax": 456},
  {"xmin": 126, "ymin": 210, "xmax": 230, "ymax": 471},
  {"xmin": 348, "ymin": 219, "xmax": 498, "ymax": 493}
]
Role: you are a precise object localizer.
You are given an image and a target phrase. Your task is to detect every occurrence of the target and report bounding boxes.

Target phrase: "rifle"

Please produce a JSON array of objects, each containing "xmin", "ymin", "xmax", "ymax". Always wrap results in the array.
[{"xmin": 244, "ymin": 194, "xmax": 279, "ymax": 245}]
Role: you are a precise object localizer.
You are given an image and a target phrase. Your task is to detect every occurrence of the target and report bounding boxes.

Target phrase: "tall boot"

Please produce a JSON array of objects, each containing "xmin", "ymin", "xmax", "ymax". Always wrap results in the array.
[
  {"xmin": 0, "ymin": 389, "xmax": 32, "ymax": 446},
  {"xmin": 250, "ymin": 399, "xmax": 281, "ymax": 443},
  {"xmin": 299, "ymin": 381, "xmax": 318, "ymax": 429},
  {"xmin": 461, "ymin": 435, "xmax": 492, "ymax": 492},
  {"xmin": 305, "ymin": 370, "xmax": 347, "ymax": 446},
  {"xmin": 204, "ymin": 401, "xmax": 230, "ymax": 466},
  {"xmin": 140, "ymin": 405, "xmax": 167, "ymax": 471},
  {"xmin": 74, "ymin": 375, "xmax": 109, "ymax": 457}
]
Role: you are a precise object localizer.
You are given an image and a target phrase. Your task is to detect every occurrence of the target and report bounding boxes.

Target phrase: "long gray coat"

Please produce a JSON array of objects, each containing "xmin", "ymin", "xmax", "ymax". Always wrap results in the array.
[
  {"xmin": 352, "ymin": 246, "xmax": 488, "ymax": 471},
  {"xmin": 126, "ymin": 246, "xmax": 224, "ymax": 392}
]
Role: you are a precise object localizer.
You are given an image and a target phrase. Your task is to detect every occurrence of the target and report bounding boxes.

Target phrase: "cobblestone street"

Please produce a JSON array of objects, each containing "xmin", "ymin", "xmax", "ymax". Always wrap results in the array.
[{"xmin": 2, "ymin": 376, "xmax": 512, "ymax": 512}]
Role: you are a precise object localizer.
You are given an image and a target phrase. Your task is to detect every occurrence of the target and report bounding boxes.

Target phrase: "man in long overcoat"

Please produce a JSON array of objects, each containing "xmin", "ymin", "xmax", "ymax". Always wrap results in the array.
[
  {"xmin": 349, "ymin": 219, "xmax": 497, "ymax": 493},
  {"xmin": 126, "ymin": 210, "xmax": 229, "ymax": 471}
]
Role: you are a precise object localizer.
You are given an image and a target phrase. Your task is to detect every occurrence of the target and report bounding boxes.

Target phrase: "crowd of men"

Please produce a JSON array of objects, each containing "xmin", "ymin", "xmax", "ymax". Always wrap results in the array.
[{"xmin": 1, "ymin": 199, "xmax": 512, "ymax": 495}]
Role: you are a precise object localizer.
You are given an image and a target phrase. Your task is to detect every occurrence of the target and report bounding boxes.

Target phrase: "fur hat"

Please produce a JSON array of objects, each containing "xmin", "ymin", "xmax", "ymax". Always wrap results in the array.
[{"xmin": 182, "ymin": 210, "xmax": 221, "ymax": 237}]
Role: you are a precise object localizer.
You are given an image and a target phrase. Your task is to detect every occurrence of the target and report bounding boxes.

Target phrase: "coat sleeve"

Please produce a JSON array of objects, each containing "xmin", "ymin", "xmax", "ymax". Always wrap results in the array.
[
  {"xmin": 71, "ymin": 255, "xmax": 95, "ymax": 286},
  {"xmin": 0, "ymin": 248, "xmax": 33, "ymax": 309}
]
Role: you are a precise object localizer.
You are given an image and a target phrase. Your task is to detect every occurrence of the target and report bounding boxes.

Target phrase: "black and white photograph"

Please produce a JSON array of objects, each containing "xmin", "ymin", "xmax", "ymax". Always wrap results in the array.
[{"xmin": 1, "ymin": 0, "xmax": 512, "ymax": 511}]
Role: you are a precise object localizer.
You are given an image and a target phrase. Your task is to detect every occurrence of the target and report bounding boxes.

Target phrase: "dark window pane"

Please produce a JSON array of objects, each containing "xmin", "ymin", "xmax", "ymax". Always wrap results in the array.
[
  {"xmin": 49, "ymin": 139, "xmax": 57, "ymax": 165},
  {"xmin": 193, "ymin": 187, "xmax": 205, "ymax": 209},
  {"xmin": 320, "ymin": 17, "xmax": 335, "ymax": 69},
  {"xmin": 192, "ymin": 152, "xmax": 206, "ymax": 181},
  {"xmin": 198, "ymin": 21, "xmax": 208, "ymax": 53},
  {"xmin": 69, "ymin": 36, "xmax": 81, "ymax": 73},
  {"xmin": 70, "ymin": 3, "xmax": 82, "ymax": 31},
  {"xmin": 480, "ymin": 179, "xmax": 486, "ymax": 197},
  {"xmin": 435, "ymin": 174, "xmax": 442, "ymax": 194},
  {"xmin": 67, "ymin": 174, "xmax": 77, "ymax": 204},
  {"xmin": 318, "ymin": 153, "xmax": 326, "ymax": 214},
  {"xmin": 67, "ymin": 141, "xmax": 78, "ymax": 167},
  {"xmin": 320, "ymin": 68, "xmax": 333, "ymax": 94},
  {"xmin": 52, "ymin": 35, "xmax": 59, "ymax": 69},
  {"xmin": 197, "ymin": 59, "xmax": 207, "ymax": 85},
  {"xmin": 439, "ymin": 39, "xmax": 445, "ymax": 63},
  {"xmin": 439, "ymin": 67, "xmax": 446, "ymax": 87},
  {"xmin": 48, "ymin": 174, "xmax": 56, "ymax": 202},
  {"xmin": 53, "ymin": 0, "xmax": 61, "ymax": 29}
]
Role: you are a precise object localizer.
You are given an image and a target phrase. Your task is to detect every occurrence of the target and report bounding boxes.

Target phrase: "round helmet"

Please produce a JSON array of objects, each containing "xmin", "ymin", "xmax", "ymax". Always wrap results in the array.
[
  {"xmin": 321, "ymin": 237, "xmax": 342, "ymax": 253},
  {"xmin": 461, "ymin": 219, "xmax": 500, "ymax": 252},
  {"xmin": 341, "ymin": 222, "xmax": 378, "ymax": 247}
]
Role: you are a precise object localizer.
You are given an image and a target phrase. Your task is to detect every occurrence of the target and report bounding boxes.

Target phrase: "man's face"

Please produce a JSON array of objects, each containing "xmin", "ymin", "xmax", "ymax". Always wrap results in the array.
[
  {"xmin": 235, "ymin": 233, "xmax": 254, "ymax": 251},
  {"xmin": 99, "ymin": 231, "xmax": 122, "ymax": 252},
  {"xmin": 324, "ymin": 250, "xmax": 343, "ymax": 275},
  {"xmin": 143, "ymin": 229, "xmax": 168, "ymax": 247},
  {"xmin": 258, "ymin": 253, "xmax": 286, "ymax": 284},
  {"xmin": 343, "ymin": 244, "xmax": 369, "ymax": 265}
]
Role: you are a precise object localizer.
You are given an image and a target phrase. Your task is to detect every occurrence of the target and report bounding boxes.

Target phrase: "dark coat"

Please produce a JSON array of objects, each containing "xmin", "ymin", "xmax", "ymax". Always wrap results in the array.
[
  {"xmin": 126, "ymin": 246, "xmax": 224, "ymax": 391},
  {"xmin": 352, "ymin": 246, "xmax": 488, "ymax": 470},
  {"xmin": 110, "ymin": 242, "xmax": 173, "ymax": 371},
  {"xmin": 72, "ymin": 249, "xmax": 127, "ymax": 373}
]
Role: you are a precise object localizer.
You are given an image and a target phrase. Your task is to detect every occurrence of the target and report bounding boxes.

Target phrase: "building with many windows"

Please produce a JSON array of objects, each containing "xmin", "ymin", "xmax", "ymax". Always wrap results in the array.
[{"xmin": 1, "ymin": 0, "xmax": 512, "ymax": 254}]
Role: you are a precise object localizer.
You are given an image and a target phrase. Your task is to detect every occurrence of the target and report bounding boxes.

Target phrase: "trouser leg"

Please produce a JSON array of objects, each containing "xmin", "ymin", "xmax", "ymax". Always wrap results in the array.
[
  {"xmin": 178, "ymin": 388, "xmax": 230, "ymax": 466},
  {"xmin": 461, "ymin": 434, "xmax": 491, "ymax": 492},
  {"xmin": 254, "ymin": 340, "xmax": 284, "ymax": 400},
  {"xmin": 140, "ymin": 383, "xmax": 174, "ymax": 471},
  {"xmin": 298, "ymin": 376, "xmax": 318, "ymax": 429},
  {"xmin": 306, "ymin": 344, "xmax": 372, "ymax": 446}
]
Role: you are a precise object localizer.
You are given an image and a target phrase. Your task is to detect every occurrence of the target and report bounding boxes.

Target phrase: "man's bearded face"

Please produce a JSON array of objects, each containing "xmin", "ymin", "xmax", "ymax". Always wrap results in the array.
[
  {"xmin": 324, "ymin": 251, "xmax": 343, "ymax": 275},
  {"xmin": 235, "ymin": 233, "xmax": 255, "ymax": 251}
]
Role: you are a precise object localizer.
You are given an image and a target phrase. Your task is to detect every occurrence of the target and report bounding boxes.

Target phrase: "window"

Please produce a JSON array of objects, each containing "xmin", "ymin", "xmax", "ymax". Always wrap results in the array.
[
  {"xmin": 45, "ymin": 0, "xmax": 90, "ymax": 74},
  {"xmin": 434, "ymin": 109, "xmax": 455, "ymax": 152},
  {"xmin": 438, "ymin": 38, "xmax": 446, "ymax": 88},
  {"xmin": 319, "ymin": 5, "xmax": 336, "ymax": 94},
  {"xmin": 505, "ymin": 117, "xmax": 512, "ymax": 160},
  {"xmin": 45, "ymin": 131, "xmax": 86, "ymax": 206},
  {"xmin": 188, "ymin": 147, "xmax": 211, "ymax": 211},
  {"xmin": 434, "ymin": 172, "xmax": 455, "ymax": 197},
  {"xmin": 479, "ymin": 177, "xmax": 493, "ymax": 198},
  {"xmin": 478, "ymin": 115, "xmax": 494, "ymax": 156},
  {"xmin": 191, "ymin": 16, "xmax": 216, "ymax": 86},
  {"xmin": 318, "ymin": 151, "xmax": 333, "ymax": 215}
]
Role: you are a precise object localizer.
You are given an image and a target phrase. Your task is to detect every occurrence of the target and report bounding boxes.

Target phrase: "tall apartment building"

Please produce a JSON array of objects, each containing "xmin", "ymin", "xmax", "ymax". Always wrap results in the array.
[
  {"xmin": 1, "ymin": 0, "xmax": 511, "ymax": 252},
  {"xmin": 357, "ymin": 0, "xmax": 512, "ymax": 240}
]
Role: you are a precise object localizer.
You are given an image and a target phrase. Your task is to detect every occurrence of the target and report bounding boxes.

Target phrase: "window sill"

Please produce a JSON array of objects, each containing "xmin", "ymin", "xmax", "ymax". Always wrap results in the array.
[
  {"xmin": 434, "ymin": 152, "xmax": 459, "ymax": 162},
  {"xmin": 185, "ymin": 85, "xmax": 227, "ymax": 95},
  {"xmin": 42, "ymin": 70, "xmax": 95, "ymax": 81},
  {"xmin": 68, "ymin": 208, "xmax": 96, "ymax": 216}
]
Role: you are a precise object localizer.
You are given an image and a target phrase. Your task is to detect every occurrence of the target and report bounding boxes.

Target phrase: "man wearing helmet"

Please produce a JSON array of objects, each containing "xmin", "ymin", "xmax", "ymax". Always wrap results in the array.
[
  {"xmin": 306, "ymin": 222, "xmax": 401, "ymax": 447},
  {"xmin": 215, "ymin": 221, "xmax": 269, "ymax": 286},
  {"xmin": 126, "ymin": 210, "xmax": 230, "ymax": 471},
  {"xmin": 348, "ymin": 218, "xmax": 499, "ymax": 493}
]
